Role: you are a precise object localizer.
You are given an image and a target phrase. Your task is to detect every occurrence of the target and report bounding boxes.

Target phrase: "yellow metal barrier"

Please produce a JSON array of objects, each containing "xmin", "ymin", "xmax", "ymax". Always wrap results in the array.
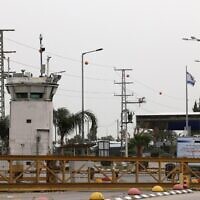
[{"xmin": 0, "ymin": 155, "xmax": 199, "ymax": 191}]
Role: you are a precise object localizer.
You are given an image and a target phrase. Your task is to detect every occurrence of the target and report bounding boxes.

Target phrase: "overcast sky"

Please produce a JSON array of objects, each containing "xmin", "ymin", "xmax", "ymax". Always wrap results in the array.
[{"xmin": 1, "ymin": 0, "xmax": 200, "ymax": 138}]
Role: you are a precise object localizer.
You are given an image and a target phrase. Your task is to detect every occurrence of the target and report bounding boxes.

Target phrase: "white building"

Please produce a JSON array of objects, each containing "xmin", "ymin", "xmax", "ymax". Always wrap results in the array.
[{"xmin": 6, "ymin": 71, "xmax": 61, "ymax": 155}]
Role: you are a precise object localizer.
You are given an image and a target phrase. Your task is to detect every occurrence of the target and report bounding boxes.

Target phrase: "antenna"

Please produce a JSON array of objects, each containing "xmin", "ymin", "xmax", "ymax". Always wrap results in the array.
[
  {"xmin": 47, "ymin": 56, "xmax": 51, "ymax": 77},
  {"xmin": 39, "ymin": 34, "xmax": 45, "ymax": 77}
]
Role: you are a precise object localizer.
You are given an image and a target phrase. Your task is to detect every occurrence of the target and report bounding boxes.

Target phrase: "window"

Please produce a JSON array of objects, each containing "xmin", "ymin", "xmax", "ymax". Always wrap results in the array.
[
  {"xmin": 26, "ymin": 119, "xmax": 31, "ymax": 123},
  {"xmin": 16, "ymin": 93, "xmax": 28, "ymax": 99},
  {"xmin": 30, "ymin": 93, "xmax": 43, "ymax": 99}
]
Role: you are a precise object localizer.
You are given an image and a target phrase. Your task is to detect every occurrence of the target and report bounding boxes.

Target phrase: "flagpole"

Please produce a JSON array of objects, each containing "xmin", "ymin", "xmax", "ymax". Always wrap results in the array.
[{"xmin": 186, "ymin": 66, "xmax": 189, "ymax": 136}]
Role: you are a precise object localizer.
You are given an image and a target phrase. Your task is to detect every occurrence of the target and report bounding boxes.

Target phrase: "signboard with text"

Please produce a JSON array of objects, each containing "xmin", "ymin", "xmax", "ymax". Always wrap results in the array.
[{"xmin": 177, "ymin": 137, "xmax": 200, "ymax": 158}]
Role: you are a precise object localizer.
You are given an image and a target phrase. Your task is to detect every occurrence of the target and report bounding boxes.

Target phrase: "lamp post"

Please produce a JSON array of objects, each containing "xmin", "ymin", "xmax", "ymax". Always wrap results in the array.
[
  {"xmin": 183, "ymin": 36, "xmax": 200, "ymax": 136},
  {"xmin": 81, "ymin": 48, "xmax": 103, "ymax": 142},
  {"xmin": 183, "ymin": 36, "xmax": 200, "ymax": 63},
  {"xmin": 183, "ymin": 36, "xmax": 200, "ymax": 61},
  {"xmin": 182, "ymin": 36, "xmax": 200, "ymax": 42}
]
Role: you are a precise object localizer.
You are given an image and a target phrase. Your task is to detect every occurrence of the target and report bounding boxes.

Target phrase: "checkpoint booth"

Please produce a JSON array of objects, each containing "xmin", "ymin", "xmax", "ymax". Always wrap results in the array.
[
  {"xmin": 136, "ymin": 113, "xmax": 200, "ymax": 133},
  {"xmin": 136, "ymin": 113, "xmax": 200, "ymax": 186}
]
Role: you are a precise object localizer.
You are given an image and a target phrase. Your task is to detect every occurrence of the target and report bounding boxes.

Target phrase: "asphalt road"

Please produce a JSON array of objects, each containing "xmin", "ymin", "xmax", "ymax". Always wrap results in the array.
[
  {"xmin": 0, "ymin": 191, "xmax": 126, "ymax": 200},
  {"xmin": 0, "ymin": 190, "xmax": 199, "ymax": 200},
  {"xmin": 150, "ymin": 192, "xmax": 200, "ymax": 200}
]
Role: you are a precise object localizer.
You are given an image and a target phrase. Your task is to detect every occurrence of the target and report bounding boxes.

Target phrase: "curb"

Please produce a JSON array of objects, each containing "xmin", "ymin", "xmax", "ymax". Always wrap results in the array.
[{"xmin": 105, "ymin": 189, "xmax": 193, "ymax": 200}]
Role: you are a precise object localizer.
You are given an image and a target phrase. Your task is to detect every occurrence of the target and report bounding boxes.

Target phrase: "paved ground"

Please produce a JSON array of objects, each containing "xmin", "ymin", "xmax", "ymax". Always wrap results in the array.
[
  {"xmin": 0, "ymin": 190, "xmax": 199, "ymax": 200},
  {"xmin": 150, "ymin": 192, "xmax": 200, "ymax": 200},
  {"xmin": 0, "ymin": 190, "xmax": 127, "ymax": 200}
]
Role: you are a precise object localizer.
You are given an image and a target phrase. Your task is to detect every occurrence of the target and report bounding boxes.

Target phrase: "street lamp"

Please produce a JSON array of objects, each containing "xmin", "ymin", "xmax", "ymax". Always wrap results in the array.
[
  {"xmin": 183, "ymin": 36, "xmax": 200, "ymax": 63},
  {"xmin": 182, "ymin": 36, "xmax": 200, "ymax": 63},
  {"xmin": 183, "ymin": 36, "xmax": 200, "ymax": 136},
  {"xmin": 81, "ymin": 48, "xmax": 103, "ymax": 142},
  {"xmin": 182, "ymin": 36, "xmax": 200, "ymax": 42}
]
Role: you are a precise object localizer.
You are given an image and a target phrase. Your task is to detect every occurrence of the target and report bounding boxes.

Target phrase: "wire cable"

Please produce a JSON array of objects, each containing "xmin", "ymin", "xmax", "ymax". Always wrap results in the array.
[
  {"xmin": 6, "ymin": 37, "xmax": 189, "ymax": 111},
  {"xmin": 5, "ymin": 37, "xmax": 114, "ymax": 68}
]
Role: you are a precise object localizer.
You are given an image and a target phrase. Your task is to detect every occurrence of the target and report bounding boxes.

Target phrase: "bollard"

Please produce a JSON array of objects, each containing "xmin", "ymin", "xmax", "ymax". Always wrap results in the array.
[
  {"xmin": 128, "ymin": 187, "xmax": 142, "ymax": 195},
  {"xmin": 152, "ymin": 185, "xmax": 164, "ymax": 192},
  {"xmin": 36, "ymin": 196, "xmax": 49, "ymax": 200},
  {"xmin": 95, "ymin": 178, "xmax": 103, "ymax": 183},
  {"xmin": 183, "ymin": 175, "xmax": 190, "ymax": 188},
  {"xmin": 173, "ymin": 183, "xmax": 184, "ymax": 190},
  {"xmin": 89, "ymin": 192, "xmax": 104, "ymax": 200}
]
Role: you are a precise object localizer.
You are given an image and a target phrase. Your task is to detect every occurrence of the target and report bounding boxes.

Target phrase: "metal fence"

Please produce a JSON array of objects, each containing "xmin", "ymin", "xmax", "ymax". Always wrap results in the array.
[{"xmin": 0, "ymin": 155, "xmax": 199, "ymax": 191}]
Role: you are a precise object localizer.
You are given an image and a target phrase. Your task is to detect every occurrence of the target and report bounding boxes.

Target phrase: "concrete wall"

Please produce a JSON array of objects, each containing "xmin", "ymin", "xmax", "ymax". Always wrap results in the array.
[{"xmin": 9, "ymin": 101, "xmax": 53, "ymax": 155}]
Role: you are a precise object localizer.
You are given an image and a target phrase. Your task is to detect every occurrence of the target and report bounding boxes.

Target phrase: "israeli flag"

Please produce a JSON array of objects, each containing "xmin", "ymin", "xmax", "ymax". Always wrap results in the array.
[{"xmin": 187, "ymin": 72, "xmax": 195, "ymax": 86}]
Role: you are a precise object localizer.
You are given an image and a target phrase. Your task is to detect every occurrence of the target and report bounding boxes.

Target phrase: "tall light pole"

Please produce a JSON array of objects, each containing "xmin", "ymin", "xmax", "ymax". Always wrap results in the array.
[
  {"xmin": 81, "ymin": 48, "xmax": 103, "ymax": 142},
  {"xmin": 183, "ymin": 36, "xmax": 199, "ymax": 136},
  {"xmin": 183, "ymin": 35, "xmax": 200, "ymax": 63},
  {"xmin": 183, "ymin": 36, "xmax": 200, "ymax": 63},
  {"xmin": 182, "ymin": 36, "xmax": 200, "ymax": 42}
]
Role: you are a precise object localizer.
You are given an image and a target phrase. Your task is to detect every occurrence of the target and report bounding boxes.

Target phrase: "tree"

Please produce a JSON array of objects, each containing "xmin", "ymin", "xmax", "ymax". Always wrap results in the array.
[
  {"xmin": 53, "ymin": 108, "xmax": 75, "ymax": 153},
  {"xmin": 128, "ymin": 131, "xmax": 152, "ymax": 157},
  {"xmin": 68, "ymin": 135, "xmax": 82, "ymax": 144},
  {"xmin": 0, "ymin": 116, "xmax": 9, "ymax": 151},
  {"xmin": 84, "ymin": 110, "xmax": 98, "ymax": 141},
  {"xmin": 193, "ymin": 99, "xmax": 200, "ymax": 112},
  {"xmin": 53, "ymin": 108, "xmax": 98, "ymax": 153},
  {"xmin": 100, "ymin": 135, "xmax": 115, "ymax": 141},
  {"xmin": 74, "ymin": 110, "xmax": 98, "ymax": 142}
]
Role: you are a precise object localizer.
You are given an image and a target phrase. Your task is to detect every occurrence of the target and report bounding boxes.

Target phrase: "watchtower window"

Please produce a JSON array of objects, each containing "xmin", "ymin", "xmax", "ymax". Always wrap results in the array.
[
  {"xmin": 26, "ymin": 119, "xmax": 32, "ymax": 123},
  {"xmin": 30, "ymin": 93, "xmax": 43, "ymax": 99},
  {"xmin": 16, "ymin": 93, "xmax": 28, "ymax": 99}
]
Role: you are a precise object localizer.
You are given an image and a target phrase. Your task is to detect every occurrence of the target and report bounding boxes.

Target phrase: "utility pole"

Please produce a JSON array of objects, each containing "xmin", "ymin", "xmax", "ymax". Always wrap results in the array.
[
  {"xmin": 0, "ymin": 29, "xmax": 15, "ymax": 118},
  {"xmin": 114, "ymin": 68, "xmax": 145, "ymax": 157},
  {"xmin": 116, "ymin": 119, "xmax": 120, "ymax": 140}
]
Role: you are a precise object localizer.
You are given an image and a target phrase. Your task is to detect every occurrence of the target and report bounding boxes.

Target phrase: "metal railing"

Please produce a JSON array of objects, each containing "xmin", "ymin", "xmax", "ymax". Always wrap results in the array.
[{"xmin": 0, "ymin": 155, "xmax": 199, "ymax": 191}]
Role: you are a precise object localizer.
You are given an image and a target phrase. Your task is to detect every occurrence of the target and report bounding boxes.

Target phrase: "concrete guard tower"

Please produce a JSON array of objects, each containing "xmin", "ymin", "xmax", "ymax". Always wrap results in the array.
[{"xmin": 6, "ymin": 71, "xmax": 61, "ymax": 155}]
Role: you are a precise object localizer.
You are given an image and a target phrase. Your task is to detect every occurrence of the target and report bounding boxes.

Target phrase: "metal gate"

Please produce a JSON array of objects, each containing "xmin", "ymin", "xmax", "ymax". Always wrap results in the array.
[{"xmin": 0, "ymin": 155, "xmax": 199, "ymax": 191}]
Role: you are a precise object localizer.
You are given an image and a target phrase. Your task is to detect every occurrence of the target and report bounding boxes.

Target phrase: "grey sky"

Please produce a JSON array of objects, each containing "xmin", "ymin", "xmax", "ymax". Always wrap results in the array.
[{"xmin": 1, "ymin": 0, "xmax": 200, "ymax": 138}]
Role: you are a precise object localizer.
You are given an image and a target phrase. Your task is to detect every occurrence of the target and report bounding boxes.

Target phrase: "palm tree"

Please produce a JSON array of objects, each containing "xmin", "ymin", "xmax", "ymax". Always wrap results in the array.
[
  {"xmin": 129, "ymin": 131, "xmax": 152, "ymax": 157},
  {"xmin": 53, "ymin": 108, "xmax": 98, "ymax": 153},
  {"xmin": 53, "ymin": 108, "xmax": 75, "ymax": 153},
  {"xmin": 74, "ymin": 110, "xmax": 98, "ymax": 141}
]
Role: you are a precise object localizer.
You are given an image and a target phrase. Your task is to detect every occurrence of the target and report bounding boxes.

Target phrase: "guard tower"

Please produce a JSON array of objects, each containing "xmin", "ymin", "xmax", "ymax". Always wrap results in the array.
[{"xmin": 6, "ymin": 71, "xmax": 61, "ymax": 155}]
